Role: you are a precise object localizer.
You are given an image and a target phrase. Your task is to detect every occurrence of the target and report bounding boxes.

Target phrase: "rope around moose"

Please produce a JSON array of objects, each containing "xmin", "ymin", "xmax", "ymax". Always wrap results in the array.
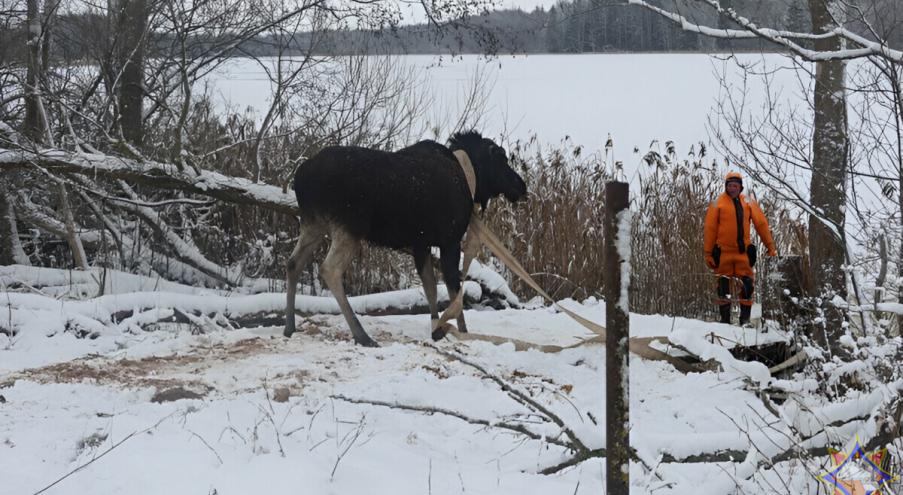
[{"xmin": 430, "ymin": 152, "xmax": 702, "ymax": 374}]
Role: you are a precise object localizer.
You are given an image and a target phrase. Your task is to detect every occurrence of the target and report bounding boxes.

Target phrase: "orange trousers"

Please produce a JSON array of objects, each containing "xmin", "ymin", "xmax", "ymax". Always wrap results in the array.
[
  {"xmin": 714, "ymin": 249, "xmax": 754, "ymax": 307},
  {"xmin": 714, "ymin": 249, "xmax": 754, "ymax": 279}
]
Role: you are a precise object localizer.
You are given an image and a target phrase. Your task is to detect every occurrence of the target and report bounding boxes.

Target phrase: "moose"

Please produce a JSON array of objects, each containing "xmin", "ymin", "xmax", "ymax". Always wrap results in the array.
[{"xmin": 284, "ymin": 131, "xmax": 528, "ymax": 347}]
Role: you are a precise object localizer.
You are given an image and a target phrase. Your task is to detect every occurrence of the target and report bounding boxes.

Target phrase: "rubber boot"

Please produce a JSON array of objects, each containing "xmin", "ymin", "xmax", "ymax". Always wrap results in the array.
[
  {"xmin": 719, "ymin": 304, "xmax": 731, "ymax": 324},
  {"xmin": 739, "ymin": 304, "xmax": 751, "ymax": 326}
]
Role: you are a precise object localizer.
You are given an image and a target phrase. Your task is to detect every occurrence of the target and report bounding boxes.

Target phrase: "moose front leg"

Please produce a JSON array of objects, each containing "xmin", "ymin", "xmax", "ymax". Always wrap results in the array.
[{"xmin": 434, "ymin": 243, "xmax": 468, "ymax": 340}]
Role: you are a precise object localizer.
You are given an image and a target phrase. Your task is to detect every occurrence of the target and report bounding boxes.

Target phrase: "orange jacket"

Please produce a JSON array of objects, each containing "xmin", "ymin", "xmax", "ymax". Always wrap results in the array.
[{"xmin": 704, "ymin": 192, "xmax": 776, "ymax": 257}]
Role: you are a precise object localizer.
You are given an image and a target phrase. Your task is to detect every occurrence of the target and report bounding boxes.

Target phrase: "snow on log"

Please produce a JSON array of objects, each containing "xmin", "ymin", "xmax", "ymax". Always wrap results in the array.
[
  {"xmin": 668, "ymin": 327, "xmax": 774, "ymax": 386},
  {"xmin": 0, "ymin": 264, "xmax": 482, "ymax": 337},
  {"xmin": 0, "ymin": 148, "xmax": 298, "ymax": 215},
  {"xmin": 466, "ymin": 258, "xmax": 520, "ymax": 308}
]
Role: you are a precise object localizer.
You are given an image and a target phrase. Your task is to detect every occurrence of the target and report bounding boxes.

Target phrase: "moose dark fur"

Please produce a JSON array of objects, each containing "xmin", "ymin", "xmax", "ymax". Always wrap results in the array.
[{"xmin": 285, "ymin": 131, "xmax": 527, "ymax": 346}]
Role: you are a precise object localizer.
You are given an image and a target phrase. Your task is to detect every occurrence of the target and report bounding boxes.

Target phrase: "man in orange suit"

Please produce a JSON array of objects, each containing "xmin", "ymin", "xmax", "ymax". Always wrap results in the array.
[{"xmin": 704, "ymin": 171, "xmax": 778, "ymax": 325}]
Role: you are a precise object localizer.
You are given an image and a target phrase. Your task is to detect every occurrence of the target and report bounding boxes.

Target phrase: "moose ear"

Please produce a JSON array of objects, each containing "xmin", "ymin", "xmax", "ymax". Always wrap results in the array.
[{"xmin": 491, "ymin": 145, "xmax": 507, "ymax": 161}]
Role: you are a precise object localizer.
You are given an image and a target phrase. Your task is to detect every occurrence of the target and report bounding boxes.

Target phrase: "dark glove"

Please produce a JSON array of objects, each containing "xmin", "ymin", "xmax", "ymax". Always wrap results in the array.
[
  {"xmin": 707, "ymin": 245, "xmax": 721, "ymax": 270},
  {"xmin": 747, "ymin": 245, "xmax": 757, "ymax": 267}
]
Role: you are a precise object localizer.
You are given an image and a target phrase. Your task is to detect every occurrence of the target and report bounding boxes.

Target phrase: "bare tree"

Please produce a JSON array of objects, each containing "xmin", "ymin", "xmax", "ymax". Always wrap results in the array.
[
  {"xmin": 806, "ymin": 0, "xmax": 848, "ymax": 350},
  {"xmin": 112, "ymin": 0, "xmax": 149, "ymax": 147},
  {"xmin": 0, "ymin": 0, "xmax": 491, "ymax": 283},
  {"xmin": 23, "ymin": 0, "xmax": 51, "ymax": 143}
]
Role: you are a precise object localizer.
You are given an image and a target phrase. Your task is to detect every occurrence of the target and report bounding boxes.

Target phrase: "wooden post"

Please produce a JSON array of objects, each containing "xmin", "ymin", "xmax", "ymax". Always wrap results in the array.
[{"xmin": 604, "ymin": 181, "xmax": 630, "ymax": 494}]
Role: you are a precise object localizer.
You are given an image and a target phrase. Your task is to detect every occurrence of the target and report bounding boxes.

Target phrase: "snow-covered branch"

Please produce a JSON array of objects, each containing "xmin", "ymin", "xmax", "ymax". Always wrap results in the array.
[
  {"xmin": 0, "ymin": 148, "xmax": 298, "ymax": 216},
  {"xmin": 14, "ymin": 194, "xmax": 231, "ymax": 288},
  {"xmin": 628, "ymin": 0, "xmax": 903, "ymax": 63},
  {"xmin": 115, "ymin": 181, "xmax": 240, "ymax": 286}
]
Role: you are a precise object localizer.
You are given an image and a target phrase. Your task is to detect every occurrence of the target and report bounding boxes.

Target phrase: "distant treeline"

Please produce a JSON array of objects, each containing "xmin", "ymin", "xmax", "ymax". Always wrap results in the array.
[
  {"xmin": 264, "ymin": 0, "xmax": 802, "ymax": 55},
  {"xmin": 249, "ymin": 0, "xmax": 902, "ymax": 55},
  {"xmin": 543, "ymin": 0, "xmax": 799, "ymax": 53},
  {"xmin": 4, "ymin": 0, "xmax": 902, "ymax": 60},
  {"xmin": 308, "ymin": 0, "xmax": 810, "ymax": 53}
]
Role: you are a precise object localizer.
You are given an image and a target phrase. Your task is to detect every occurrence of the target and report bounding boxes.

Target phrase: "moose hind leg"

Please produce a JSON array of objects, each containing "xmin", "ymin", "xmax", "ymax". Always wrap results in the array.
[
  {"xmin": 285, "ymin": 226, "xmax": 325, "ymax": 337},
  {"xmin": 414, "ymin": 247, "xmax": 439, "ymax": 322},
  {"xmin": 321, "ymin": 229, "xmax": 378, "ymax": 347}
]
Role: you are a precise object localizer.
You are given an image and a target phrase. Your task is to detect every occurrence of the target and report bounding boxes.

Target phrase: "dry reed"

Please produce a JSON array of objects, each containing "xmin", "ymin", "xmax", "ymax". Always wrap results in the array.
[{"xmin": 110, "ymin": 102, "xmax": 808, "ymax": 320}]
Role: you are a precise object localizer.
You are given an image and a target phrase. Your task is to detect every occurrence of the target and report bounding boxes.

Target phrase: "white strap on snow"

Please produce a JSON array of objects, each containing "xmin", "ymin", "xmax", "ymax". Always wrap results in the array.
[{"xmin": 471, "ymin": 216, "xmax": 607, "ymax": 336}]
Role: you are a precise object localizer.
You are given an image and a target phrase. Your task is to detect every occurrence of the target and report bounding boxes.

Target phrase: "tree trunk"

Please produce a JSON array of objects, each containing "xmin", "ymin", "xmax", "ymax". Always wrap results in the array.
[
  {"xmin": 894, "ymin": 66, "xmax": 903, "ymax": 338},
  {"xmin": 115, "ymin": 0, "xmax": 148, "ymax": 147},
  {"xmin": 0, "ymin": 175, "xmax": 30, "ymax": 266},
  {"xmin": 57, "ymin": 183, "xmax": 89, "ymax": 270},
  {"xmin": 23, "ymin": 0, "xmax": 46, "ymax": 142},
  {"xmin": 807, "ymin": 0, "xmax": 849, "ymax": 352}
]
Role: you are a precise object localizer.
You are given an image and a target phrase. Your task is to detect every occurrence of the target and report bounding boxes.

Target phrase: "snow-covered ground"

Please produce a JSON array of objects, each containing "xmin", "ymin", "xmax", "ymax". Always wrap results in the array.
[{"xmin": 0, "ymin": 266, "xmax": 897, "ymax": 494}]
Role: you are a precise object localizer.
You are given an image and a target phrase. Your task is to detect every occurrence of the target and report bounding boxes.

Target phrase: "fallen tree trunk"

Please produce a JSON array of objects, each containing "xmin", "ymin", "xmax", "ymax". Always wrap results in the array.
[{"xmin": 0, "ymin": 148, "xmax": 298, "ymax": 216}]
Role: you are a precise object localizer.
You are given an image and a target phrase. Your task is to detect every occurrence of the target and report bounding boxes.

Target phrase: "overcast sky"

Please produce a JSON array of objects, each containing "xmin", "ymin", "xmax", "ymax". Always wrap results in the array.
[{"xmin": 496, "ymin": 0, "xmax": 557, "ymax": 11}]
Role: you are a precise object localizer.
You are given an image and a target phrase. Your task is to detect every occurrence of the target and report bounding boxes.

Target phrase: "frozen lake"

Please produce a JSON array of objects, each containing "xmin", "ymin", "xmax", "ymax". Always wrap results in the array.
[{"xmin": 206, "ymin": 53, "xmax": 810, "ymax": 163}]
